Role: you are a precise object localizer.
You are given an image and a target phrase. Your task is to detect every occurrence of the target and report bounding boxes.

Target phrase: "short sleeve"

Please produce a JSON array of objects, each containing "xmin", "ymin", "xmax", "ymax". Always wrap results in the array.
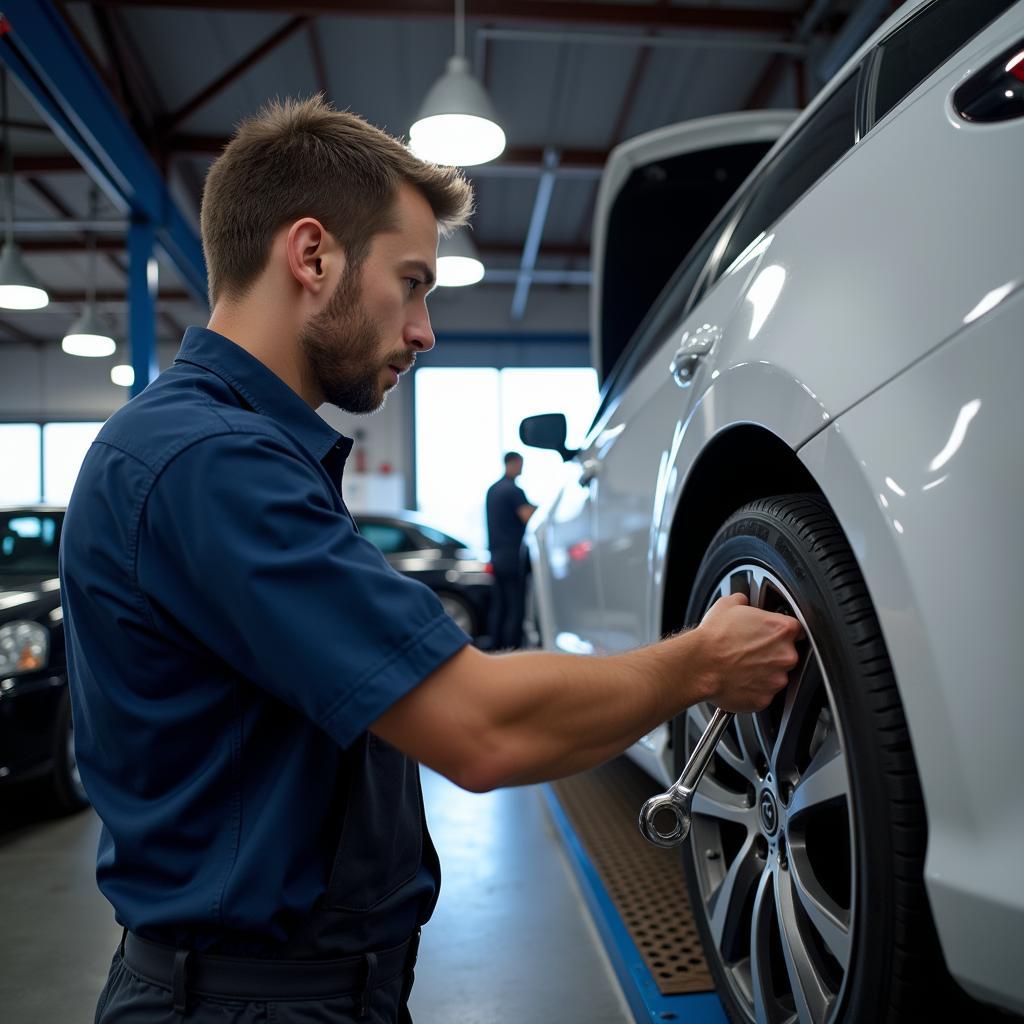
[{"xmin": 137, "ymin": 430, "xmax": 469, "ymax": 748}]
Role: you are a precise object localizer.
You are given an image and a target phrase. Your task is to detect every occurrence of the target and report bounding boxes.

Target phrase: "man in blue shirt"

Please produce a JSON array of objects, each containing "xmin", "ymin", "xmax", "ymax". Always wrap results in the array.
[
  {"xmin": 61, "ymin": 97, "xmax": 802, "ymax": 1023},
  {"xmin": 485, "ymin": 452, "xmax": 536, "ymax": 649}
]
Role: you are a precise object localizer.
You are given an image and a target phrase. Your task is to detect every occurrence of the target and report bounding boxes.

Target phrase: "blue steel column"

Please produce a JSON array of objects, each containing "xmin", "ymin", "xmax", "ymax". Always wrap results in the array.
[{"xmin": 129, "ymin": 218, "xmax": 158, "ymax": 398}]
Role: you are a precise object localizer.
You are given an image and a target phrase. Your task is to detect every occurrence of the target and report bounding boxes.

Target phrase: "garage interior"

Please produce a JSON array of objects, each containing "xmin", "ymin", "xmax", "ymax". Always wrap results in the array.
[{"xmin": 1, "ymin": 2, "xmax": 1020, "ymax": 1023}]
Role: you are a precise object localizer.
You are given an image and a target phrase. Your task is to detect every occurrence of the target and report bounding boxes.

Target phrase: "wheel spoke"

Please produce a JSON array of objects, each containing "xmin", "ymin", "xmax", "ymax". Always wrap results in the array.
[
  {"xmin": 750, "ymin": 866, "xmax": 777, "ymax": 1023},
  {"xmin": 789, "ymin": 844, "xmax": 852, "ymax": 968},
  {"xmin": 692, "ymin": 776, "xmax": 757, "ymax": 828},
  {"xmin": 736, "ymin": 713, "xmax": 768, "ymax": 777},
  {"xmin": 770, "ymin": 655, "xmax": 821, "ymax": 779},
  {"xmin": 708, "ymin": 833, "xmax": 764, "ymax": 961},
  {"xmin": 788, "ymin": 730, "xmax": 847, "ymax": 821},
  {"xmin": 774, "ymin": 867, "xmax": 834, "ymax": 1023}
]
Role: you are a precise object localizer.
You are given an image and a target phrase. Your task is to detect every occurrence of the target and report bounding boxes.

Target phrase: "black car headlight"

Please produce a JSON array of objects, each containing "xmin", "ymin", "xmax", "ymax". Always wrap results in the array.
[{"xmin": 0, "ymin": 620, "xmax": 50, "ymax": 677}]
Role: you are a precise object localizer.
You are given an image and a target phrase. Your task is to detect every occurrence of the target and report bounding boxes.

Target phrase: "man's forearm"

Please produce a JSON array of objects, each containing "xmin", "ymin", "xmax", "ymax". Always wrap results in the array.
[{"xmin": 463, "ymin": 634, "xmax": 713, "ymax": 788}]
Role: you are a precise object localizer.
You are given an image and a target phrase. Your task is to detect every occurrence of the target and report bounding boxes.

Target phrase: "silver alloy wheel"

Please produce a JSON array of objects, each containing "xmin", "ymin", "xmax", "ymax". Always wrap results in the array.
[
  {"xmin": 438, "ymin": 593, "xmax": 475, "ymax": 636},
  {"xmin": 685, "ymin": 564, "xmax": 856, "ymax": 1024}
]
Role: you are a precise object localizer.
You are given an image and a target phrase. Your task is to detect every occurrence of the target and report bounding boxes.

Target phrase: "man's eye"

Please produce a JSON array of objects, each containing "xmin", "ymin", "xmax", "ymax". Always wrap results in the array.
[{"xmin": 406, "ymin": 278, "xmax": 422, "ymax": 294}]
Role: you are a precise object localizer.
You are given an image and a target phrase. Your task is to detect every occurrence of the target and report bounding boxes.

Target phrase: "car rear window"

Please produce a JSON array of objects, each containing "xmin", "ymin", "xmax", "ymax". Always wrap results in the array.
[
  {"xmin": 0, "ymin": 512, "xmax": 62, "ymax": 575},
  {"xmin": 869, "ymin": 0, "xmax": 1016, "ymax": 128},
  {"xmin": 715, "ymin": 70, "xmax": 859, "ymax": 281}
]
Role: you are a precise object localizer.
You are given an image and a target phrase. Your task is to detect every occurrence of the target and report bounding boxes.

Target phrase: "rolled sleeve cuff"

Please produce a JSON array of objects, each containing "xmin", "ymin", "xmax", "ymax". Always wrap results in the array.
[{"xmin": 320, "ymin": 613, "xmax": 470, "ymax": 748}]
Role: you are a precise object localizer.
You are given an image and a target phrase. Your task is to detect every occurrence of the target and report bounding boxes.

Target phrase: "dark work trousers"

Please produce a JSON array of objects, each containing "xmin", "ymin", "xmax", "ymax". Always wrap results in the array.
[
  {"xmin": 488, "ymin": 550, "xmax": 525, "ymax": 650},
  {"xmin": 94, "ymin": 931, "xmax": 419, "ymax": 1024}
]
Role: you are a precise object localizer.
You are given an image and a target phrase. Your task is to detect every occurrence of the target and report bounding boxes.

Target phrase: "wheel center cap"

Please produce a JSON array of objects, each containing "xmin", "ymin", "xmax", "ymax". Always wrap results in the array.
[{"xmin": 759, "ymin": 789, "xmax": 779, "ymax": 836}]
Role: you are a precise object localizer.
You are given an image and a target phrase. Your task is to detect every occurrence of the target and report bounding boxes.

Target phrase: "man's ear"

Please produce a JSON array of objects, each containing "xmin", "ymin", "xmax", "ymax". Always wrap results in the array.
[{"xmin": 285, "ymin": 218, "xmax": 345, "ymax": 298}]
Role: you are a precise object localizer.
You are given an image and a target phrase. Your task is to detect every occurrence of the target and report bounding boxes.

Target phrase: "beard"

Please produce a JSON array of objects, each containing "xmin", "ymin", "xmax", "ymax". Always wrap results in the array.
[{"xmin": 299, "ymin": 268, "xmax": 401, "ymax": 415}]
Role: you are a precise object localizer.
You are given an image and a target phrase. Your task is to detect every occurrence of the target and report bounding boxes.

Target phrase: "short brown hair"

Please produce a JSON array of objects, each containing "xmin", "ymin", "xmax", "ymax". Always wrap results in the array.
[{"xmin": 200, "ymin": 95, "xmax": 474, "ymax": 305}]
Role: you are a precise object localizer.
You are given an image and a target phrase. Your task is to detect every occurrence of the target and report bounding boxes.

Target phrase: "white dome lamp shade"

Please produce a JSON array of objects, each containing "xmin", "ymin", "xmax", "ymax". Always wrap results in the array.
[
  {"xmin": 62, "ymin": 304, "xmax": 116, "ymax": 358},
  {"xmin": 0, "ymin": 242, "xmax": 49, "ymax": 310},
  {"xmin": 437, "ymin": 229, "xmax": 484, "ymax": 287},
  {"xmin": 111, "ymin": 363, "xmax": 135, "ymax": 387},
  {"xmin": 410, "ymin": 56, "xmax": 505, "ymax": 166},
  {"xmin": 0, "ymin": 70, "xmax": 48, "ymax": 311},
  {"xmin": 409, "ymin": 2, "xmax": 505, "ymax": 166},
  {"xmin": 62, "ymin": 186, "xmax": 115, "ymax": 358}
]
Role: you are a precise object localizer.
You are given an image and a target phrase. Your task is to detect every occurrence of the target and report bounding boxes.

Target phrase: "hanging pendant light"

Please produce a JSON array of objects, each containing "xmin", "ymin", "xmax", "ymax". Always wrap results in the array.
[
  {"xmin": 62, "ymin": 187, "xmax": 115, "ymax": 358},
  {"xmin": 410, "ymin": 0, "xmax": 505, "ymax": 166},
  {"xmin": 437, "ymin": 228, "xmax": 484, "ymax": 287},
  {"xmin": 0, "ymin": 69, "xmax": 48, "ymax": 310},
  {"xmin": 110, "ymin": 364, "xmax": 135, "ymax": 387}
]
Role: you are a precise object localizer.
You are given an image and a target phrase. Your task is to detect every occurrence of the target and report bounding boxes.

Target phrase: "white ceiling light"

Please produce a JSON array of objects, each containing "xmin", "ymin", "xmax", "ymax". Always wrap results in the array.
[
  {"xmin": 437, "ymin": 229, "xmax": 484, "ymax": 287},
  {"xmin": 62, "ymin": 187, "xmax": 115, "ymax": 358},
  {"xmin": 62, "ymin": 305, "xmax": 116, "ymax": 358},
  {"xmin": 410, "ymin": 1, "xmax": 505, "ymax": 166},
  {"xmin": 0, "ymin": 243, "xmax": 49, "ymax": 310},
  {"xmin": 0, "ymin": 70, "xmax": 48, "ymax": 311},
  {"xmin": 111, "ymin": 364, "xmax": 135, "ymax": 387}
]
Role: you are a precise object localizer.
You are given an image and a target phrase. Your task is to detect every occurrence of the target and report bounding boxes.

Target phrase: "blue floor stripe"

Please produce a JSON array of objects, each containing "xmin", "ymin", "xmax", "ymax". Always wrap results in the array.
[{"xmin": 541, "ymin": 784, "xmax": 729, "ymax": 1024}]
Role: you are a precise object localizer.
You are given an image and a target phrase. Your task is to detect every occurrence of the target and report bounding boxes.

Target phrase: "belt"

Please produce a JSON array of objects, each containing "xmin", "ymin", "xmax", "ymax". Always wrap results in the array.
[{"xmin": 121, "ymin": 929, "xmax": 419, "ymax": 1014}]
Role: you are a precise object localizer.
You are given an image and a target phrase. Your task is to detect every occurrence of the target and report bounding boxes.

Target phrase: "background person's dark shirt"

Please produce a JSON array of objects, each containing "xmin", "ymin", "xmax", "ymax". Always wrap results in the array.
[
  {"xmin": 59, "ymin": 327, "xmax": 469, "ymax": 955},
  {"xmin": 486, "ymin": 475, "xmax": 529, "ymax": 571}
]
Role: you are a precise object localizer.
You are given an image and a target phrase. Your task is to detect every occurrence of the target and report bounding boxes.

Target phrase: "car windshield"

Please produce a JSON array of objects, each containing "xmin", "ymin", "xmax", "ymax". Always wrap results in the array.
[{"xmin": 0, "ymin": 511, "xmax": 63, "ymax": 575}]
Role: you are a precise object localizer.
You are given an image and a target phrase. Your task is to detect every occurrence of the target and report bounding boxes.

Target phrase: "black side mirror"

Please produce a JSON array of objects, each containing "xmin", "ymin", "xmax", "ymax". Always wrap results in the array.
[{"xmin": 519, "ymin": 413, "xmax": 578, "ymax": 462}]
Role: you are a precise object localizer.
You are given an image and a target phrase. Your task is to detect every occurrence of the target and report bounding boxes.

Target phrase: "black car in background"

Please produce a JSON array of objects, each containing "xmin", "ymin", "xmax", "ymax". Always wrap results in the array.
[
  {"xmin": 354, "ymin": 512, "xmax": 493, "ymax": 642},
  {"xmin": 0, "ymin": 507, "xmax": 86, "ymax": 811},
  {"xmin": 0, "ymin": 505, "xmax": 491, "ymax": 816}
]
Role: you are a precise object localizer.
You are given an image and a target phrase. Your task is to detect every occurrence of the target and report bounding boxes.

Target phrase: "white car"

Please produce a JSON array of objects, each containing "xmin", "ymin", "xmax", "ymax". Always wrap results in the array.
[{"xmin": 522, "ymin": 1, "xmax": 1024, "ymax": 1021}]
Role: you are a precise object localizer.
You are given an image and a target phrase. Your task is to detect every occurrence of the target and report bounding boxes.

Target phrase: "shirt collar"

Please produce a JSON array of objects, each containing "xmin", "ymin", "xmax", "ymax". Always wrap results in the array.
[{"xmin": 174, "ymin": 326, "xmax": 350, "ymax": 466}]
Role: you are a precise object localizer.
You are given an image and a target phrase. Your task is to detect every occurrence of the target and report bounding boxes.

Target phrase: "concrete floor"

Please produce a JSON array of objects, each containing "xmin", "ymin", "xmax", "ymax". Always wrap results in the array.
[{"xmin": 0, "ymin": 770, "xmax": 630, "ymax": 1024}]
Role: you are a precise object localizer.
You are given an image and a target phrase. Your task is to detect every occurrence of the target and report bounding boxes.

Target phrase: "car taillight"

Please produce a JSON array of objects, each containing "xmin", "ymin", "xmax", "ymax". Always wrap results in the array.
[
  {"xmin": 955, "ymin": 40, "xmax": 1024, "ymax": 122},
  {"xmin": 484, "ymin": 562, "xmax": 494, "ymax": 575},
  {"xmin": 569, "ymin": 540, "xmax": 593, "ymax": 563}
]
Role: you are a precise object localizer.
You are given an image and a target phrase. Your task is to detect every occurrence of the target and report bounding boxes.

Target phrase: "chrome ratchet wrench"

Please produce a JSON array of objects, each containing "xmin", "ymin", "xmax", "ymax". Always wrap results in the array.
[{"xmin": 638, "ymin": 707, "xmax": 733, "ymax": 848}]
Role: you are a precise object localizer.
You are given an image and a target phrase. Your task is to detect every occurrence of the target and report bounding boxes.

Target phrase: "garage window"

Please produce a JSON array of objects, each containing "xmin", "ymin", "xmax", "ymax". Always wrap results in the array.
[
  {"xmin": 415, "ymin": 367, "xmax": 598, "ymax": 552},
  {"xmin": 0, "ymin": 424, "xmax": 42, "ymax": 506},
  {"xmin": 42, "ymin": 422, "xmax": 104, "ymax": 505}
]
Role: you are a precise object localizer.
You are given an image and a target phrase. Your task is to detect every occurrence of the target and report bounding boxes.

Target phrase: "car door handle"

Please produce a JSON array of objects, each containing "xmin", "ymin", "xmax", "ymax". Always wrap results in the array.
[
  {"xmin": 579, "ymin": 459, "xmax": 601, "ymax": 486},
  {"xmin": 670, "ymin": 349, "xmax": 707, "ymax": 388},
  {"xmin": 670, "ymin": 324, "xmax": 721, "ymax": 388}
]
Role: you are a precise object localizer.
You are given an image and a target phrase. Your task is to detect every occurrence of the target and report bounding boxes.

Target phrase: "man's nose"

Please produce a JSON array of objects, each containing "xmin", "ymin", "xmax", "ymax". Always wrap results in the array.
[{"xmin": 405, "ymin": 304, "xmax": 435, "ymax": 353}]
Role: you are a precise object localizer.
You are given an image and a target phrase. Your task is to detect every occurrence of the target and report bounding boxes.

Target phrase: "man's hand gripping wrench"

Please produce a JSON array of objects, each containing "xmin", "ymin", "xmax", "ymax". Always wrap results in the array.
[{"xmin": 638, "ymin": 706, "xmax": 733, "ymax": 848}]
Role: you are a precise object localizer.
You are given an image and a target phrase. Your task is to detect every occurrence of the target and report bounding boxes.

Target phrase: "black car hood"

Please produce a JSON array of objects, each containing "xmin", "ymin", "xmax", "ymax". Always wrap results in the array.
[{"xmin": 0, "ymin": 574, "xmax": 61, "ymax": 621}]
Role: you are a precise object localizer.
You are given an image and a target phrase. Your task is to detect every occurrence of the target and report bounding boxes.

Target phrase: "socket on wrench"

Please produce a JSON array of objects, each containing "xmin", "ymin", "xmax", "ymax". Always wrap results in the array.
[{"xmin": 638, "ymin": 706, "xmax": 734, "ymax": 848}]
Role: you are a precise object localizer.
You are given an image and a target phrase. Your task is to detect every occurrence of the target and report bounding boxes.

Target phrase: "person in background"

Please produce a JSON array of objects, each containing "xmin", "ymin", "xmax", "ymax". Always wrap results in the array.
[{"xmin": 485, "ymin": 452, "xmax": 537, "ymax": 649}]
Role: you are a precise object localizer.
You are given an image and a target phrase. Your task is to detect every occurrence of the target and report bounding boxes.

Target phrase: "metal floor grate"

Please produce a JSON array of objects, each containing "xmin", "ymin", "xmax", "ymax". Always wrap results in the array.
[{"xmin": 551, "ymin": 756, "xmax": 715, "ymax": 996}]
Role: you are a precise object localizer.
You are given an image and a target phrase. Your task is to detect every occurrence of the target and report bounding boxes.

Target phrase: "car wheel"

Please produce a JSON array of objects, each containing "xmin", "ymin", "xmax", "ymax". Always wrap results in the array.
[
  {"xmin": 674, "ymin": 494, "xmax": 958, "ymax": 1023},
  {"xmin": 51, "ymin": 688, "xmax": 88, "ymax": 812},
  {"xmin": 437, "ymin": 592, "xmax": 476, "ymax": 637}
]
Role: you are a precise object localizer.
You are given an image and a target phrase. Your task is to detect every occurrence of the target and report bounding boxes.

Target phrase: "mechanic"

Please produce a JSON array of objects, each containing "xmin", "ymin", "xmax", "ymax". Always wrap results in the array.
[
  {"xmin": 485, "ymin": 451, "xmax": 537, "ymax": 649},
  {"xmin": 59, "ymin": 97, "xmax": 802, "ymax": 1024}
]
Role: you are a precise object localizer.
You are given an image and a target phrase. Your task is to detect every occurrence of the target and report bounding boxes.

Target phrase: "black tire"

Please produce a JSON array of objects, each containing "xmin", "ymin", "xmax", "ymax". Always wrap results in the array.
[
  {"xmin": 675, "ymin": 494, "xmax": 967, "ymax": 1023},
  {"xmin": 436, "ymin": 591, "xmax": 477, "ymax": 638},
  {"xmin": 51, "ymin": 688, "xmax": 89, "ymax": 813}
]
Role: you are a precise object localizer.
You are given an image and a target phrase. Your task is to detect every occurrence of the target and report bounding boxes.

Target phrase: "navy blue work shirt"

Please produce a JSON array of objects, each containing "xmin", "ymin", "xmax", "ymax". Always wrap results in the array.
[
  {"xmin": 60, "ymin": 326, "xmax": 469, "ymax": 955},
  {"xmin": 485, "ymin": 475, "xmax": 530, "ymax": 572}
]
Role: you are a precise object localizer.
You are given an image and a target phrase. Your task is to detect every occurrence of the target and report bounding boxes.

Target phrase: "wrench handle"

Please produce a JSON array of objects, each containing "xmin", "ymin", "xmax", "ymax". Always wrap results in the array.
[
  {"xmin": 679, "ymin": 707, "xmax": 734, "ymax": 790},
  {"xmin": 638, "ymin": 707, "xmax": 734, "ymax": 848}
]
